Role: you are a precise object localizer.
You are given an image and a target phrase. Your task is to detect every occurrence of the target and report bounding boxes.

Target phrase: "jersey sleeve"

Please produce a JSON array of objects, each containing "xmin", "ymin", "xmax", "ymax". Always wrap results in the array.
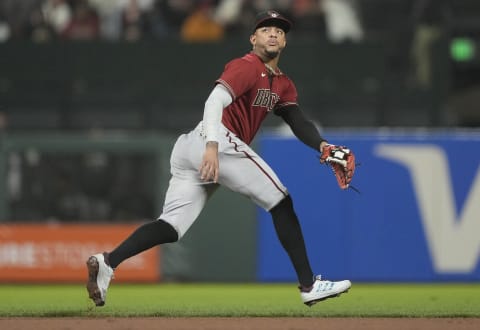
[
  {"xmin": 215, "ymin": 58, "xmax": 258, "ymax": 100},
  {"xmin": 275, "ymin": 77, "xmax": 298, "ymax": 111}
]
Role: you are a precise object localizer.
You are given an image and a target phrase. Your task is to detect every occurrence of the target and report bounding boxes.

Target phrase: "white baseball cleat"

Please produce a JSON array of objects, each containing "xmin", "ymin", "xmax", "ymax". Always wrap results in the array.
[
  {"xmin": 86, "ymin": 253, "xmax": 114, "ymax": 307},
  {"xmin": 300, "ymin": 275, "xmax": 351, "ymax": 306}
]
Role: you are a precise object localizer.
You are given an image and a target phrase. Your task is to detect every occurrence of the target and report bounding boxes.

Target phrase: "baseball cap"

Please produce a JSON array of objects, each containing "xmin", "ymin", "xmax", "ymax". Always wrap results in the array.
[{"xmin": 253, "ymin": 10, "xmax": 292, "ymax": 34}]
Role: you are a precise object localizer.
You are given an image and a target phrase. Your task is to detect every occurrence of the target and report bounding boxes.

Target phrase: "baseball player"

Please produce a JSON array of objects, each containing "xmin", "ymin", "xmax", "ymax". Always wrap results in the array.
[{"xmin": 86, "ymin": 10, "xmax": 351, "ymax": 307}]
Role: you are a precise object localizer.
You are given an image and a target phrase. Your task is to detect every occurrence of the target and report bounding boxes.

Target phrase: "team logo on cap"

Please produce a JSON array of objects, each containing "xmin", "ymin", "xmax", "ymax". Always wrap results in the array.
[{"xmin": 268, "ymin": 10, "xmax": 279, "ymax": 18}]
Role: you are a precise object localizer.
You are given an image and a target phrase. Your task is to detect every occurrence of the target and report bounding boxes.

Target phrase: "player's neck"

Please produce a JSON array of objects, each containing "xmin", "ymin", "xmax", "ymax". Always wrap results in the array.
[
  {"xmin": 264, "ymin": 63, "xmax": 278, "ymax": 75},
  {"xmin": 264, "ymin": 58, "xmax": 279, "ymax": 71},
  {"xmin": 253, "ymin": 51, "xmax": 280, "ymax": 70}
]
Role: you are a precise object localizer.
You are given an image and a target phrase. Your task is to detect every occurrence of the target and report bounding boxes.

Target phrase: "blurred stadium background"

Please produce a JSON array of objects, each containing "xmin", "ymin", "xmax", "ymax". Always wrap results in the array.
[{"xmin": 0, "ymin": 0, "xmax": 479, "ymax": 285}]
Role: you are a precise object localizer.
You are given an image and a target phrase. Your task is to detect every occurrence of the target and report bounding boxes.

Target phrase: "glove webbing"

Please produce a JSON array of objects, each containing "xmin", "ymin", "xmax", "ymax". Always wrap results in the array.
[{"xmin": 323, "ymin": 160, "xmax": 361, "ymax": 194}]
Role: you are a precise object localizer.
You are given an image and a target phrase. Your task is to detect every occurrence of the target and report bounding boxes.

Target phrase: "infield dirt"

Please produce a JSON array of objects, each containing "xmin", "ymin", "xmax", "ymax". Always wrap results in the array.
[{"xmin": 1, "ymin": 317, "xmax": 480, "ymax": 330}]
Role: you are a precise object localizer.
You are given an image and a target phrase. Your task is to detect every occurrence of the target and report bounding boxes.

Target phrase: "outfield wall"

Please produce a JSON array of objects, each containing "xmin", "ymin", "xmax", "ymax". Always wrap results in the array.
[
  {"xmin": 0, "ymin": 224, "xmax": 159, "ymax": 282},
  {"xmin": 0, "ymin": 132, "xmax": 256, "ymax": 283},
  {"xmin": 0, "ymin": 130, "xmax": 479, "ymax": 283},
  {"xmin": 257, "ymin": 129, "xmax": 480, "ymax": 282}
]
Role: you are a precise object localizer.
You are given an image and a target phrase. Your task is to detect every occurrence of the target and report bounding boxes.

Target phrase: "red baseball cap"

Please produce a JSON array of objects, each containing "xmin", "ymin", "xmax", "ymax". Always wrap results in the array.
[{"xmin": 253, "ymin": 10, "xmax": 292, "ymax": 33}]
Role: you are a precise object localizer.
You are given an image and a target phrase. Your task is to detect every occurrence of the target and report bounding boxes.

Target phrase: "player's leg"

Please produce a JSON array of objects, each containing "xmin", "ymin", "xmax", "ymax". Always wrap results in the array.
[
  {"xmin": 87, "ymin": 222, "xmax": 174, "ymax": 306},
  {"xmin": 87, "ymin": 129, "xmax": 216, "ymax": 306},
  {"xmin": 106, "ymin": 219, "xmax": 178, "ymax": 270},
  {"xmin": 270, "ymin": 194, "xmax": 351, "ymax": 306},
  {"xmin": 218, "ymin": 133, "xmax": 314, "ymax": 286},
  {"xmin": 220, "ymin": 152, "xmax": 314, "ymax": 286},
  {"xmin": 269, "ymin": 195, "xmax": 314, "ymax": 287},
  {"xmin": 218, "ymin": 132, "xmax": 350, "ymax": 305},
  {"xmin": 86, "ymin": 176, "xmax": 216, "ymax": 307},
  {"xmin": 107, "ymin": 175, "xmax": 218, "ymax": 269}
]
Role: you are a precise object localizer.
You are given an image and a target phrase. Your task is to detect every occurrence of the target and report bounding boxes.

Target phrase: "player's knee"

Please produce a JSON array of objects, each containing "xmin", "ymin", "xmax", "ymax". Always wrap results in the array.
[
  {"xmin": 157, "ymin": 219, "xmax": 179, "ymax": 243},
  {"xmin": 270, "ymin": 195, "xmax": 294, "ymax": 216}
]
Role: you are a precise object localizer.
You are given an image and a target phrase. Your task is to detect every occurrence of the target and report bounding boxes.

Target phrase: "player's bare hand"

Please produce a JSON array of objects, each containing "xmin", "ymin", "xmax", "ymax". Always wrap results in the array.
[{"xmin": 199, "ymin": 141, "xmax": 219, "ymax": 182}]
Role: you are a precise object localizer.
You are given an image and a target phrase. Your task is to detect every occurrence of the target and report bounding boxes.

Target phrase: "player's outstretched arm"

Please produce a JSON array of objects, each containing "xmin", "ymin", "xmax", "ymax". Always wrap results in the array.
[{"xmin": 276, "ymin": 105, "xmax": 327, "ymax": 151}]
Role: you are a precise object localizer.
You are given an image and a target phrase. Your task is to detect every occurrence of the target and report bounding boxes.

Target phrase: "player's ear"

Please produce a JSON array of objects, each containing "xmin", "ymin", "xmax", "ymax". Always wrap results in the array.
[{"xmin": 250, "ymin": 34, "xmax": 256, "ymax": 48}]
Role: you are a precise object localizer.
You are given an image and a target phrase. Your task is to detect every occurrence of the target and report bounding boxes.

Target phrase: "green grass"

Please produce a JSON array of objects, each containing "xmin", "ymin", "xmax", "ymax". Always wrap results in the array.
[{"xmin": 0, "ymin": 283, "xmax": 479, "ymax": 317}]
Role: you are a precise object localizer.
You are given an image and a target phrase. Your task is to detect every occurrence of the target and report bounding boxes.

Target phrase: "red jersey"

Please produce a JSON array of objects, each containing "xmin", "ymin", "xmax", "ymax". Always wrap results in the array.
[{"xmin": 216, "ymin": 52, "xmax": 298, "ymax": 145}]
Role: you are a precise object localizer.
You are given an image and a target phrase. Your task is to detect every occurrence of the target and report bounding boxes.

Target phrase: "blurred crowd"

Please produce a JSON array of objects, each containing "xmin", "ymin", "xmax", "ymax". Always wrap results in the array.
[{"xmin": 0, "ymin": 0, "xmax": 365, "ymax": 43}]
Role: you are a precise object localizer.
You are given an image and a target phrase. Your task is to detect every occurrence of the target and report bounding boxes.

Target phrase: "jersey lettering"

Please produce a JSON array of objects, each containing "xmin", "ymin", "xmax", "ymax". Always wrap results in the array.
[{"xmin": 252, "ymin": 89, "xmax": 280, "ymax": 112}]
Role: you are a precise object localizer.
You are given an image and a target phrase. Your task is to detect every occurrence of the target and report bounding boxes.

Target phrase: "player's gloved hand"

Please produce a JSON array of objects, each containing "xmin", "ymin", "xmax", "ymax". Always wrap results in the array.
[{"xmin": 319, "ymin": 144, "xmax": 356, "ymax": 190}]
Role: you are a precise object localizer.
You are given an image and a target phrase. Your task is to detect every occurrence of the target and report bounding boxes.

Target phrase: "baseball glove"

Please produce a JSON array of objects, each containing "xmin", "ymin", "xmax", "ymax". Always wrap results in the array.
[{"xmin": 319, "ymin": 144, "xmax": 356, "ymax": 190}]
